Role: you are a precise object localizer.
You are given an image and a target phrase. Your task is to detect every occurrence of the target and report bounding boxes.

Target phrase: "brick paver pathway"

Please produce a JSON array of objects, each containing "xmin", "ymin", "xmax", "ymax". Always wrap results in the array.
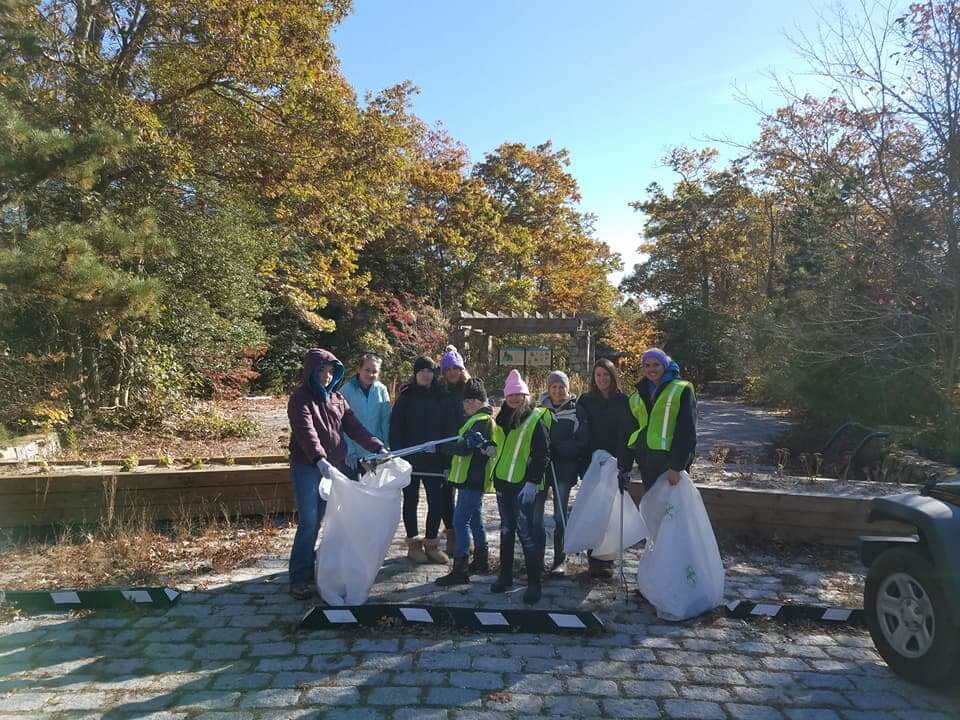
[{"xmin": 2, "ymin": 497, "xmax": 958, "ymax": 719}]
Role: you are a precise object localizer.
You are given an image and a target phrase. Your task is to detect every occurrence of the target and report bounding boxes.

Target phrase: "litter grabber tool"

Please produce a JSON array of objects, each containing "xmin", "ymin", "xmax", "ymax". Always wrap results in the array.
[
  {"xmin": 618, "ymin": 485, "xmax": 628, "ymax": 602},
  {"xmin": 549, "ymin": 462, "xmax": 567, "ymax": 535},
  {"xmin": 360, "ymin": 436, "xmax": 461, "ymax": 466}
]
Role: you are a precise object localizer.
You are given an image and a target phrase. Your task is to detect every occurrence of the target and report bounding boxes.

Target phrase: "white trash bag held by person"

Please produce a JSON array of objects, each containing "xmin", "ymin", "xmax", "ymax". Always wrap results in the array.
[
  {"xmin": 636, "ymin": 470, "xmax": 724, "ymax": 621},
  {"xmin": 592, "ymin": 488, "xmax": 648, "ymax": 560},
  {"xmin": 315, "ymin": 458, "xmax": 412, "ymax": 605},
  {"xmin": 564, "ymin": 450, "xmax": 647, "ymax": 557}
]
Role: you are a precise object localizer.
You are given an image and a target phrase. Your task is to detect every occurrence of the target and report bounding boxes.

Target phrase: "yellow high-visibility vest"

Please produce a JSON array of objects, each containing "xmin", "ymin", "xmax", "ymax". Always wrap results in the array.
[
  {"xmin": 627, "ymin": 380, "xmax": 694, "ymax": 451},
  {"xmin": 494, "ymin": 407, "xmax": 553, "ymax": 487},
  {"xmin": 448, "ymin": 413, "xmax": 497, "ymax": 487}
]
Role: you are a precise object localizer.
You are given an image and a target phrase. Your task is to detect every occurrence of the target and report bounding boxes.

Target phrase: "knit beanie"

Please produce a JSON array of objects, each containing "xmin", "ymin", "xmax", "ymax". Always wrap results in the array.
[
  {"xmin": 440, "ymin": 345, "xmax": 466, "ymax": 371},
  {"xmin": 503, "ymin": 369, "xmax": 529, "ymax": 396},
  {"xmin": 641, "ymin": 348, "xmax": 671, "ymax": 368},
  {"xmin": 546, "ymin": 370, "xmax": 570, "ymax": 389},
  {"xmin": 413, "ymin": 356, "xmax": 436, "ymax": 373},
  {"xmin": 463, "ymin": 378, "xmax": 488, "ymax": 403}
]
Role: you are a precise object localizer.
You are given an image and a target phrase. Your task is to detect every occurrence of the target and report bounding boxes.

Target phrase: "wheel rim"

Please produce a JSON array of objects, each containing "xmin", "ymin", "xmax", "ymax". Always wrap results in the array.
[{"xmin": 876, "ymin": 572, "xmax": 936, "ymax": 659}]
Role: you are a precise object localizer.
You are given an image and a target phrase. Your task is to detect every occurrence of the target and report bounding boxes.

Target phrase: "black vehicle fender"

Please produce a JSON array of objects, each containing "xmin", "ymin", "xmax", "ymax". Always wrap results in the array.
[
  {"xmin": 864, "ymin": 492, "xmax": 960, "ymax": 622},
  {"xmin": 860, "ymin": 534, "xmax": 920, "ymax": 567}
]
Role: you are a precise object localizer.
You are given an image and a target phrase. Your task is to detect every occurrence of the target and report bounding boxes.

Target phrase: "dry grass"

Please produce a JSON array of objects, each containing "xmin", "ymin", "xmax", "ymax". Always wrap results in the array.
[{"xmin": 0, "ymin": 495, "xmax": 288, "ymax": 591}]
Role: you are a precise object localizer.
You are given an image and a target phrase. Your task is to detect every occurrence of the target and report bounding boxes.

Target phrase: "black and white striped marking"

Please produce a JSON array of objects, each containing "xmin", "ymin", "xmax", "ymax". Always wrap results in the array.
[
  {"xmin": 299, "ymin": 604, "xmax": 607, "ymax": 634},
  {"xmin": 0, "ymin": 587, "xmax": 181, "ymax": 613},
  {"xmin": 723, "ymin": 600, "xmax": 864, "ymax": 627}
]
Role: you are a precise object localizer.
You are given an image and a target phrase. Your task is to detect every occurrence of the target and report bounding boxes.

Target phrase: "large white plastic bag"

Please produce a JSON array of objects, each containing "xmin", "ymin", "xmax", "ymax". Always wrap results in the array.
[
  {"xmin": 636, "ymin": 471, "xmax": 724, "ymax": 621},
  {"xmin": 591, "ymin": 490, "xmax": 648, "ymax": 561},
  {"xmin": 563, "ymin": 450, "xmax": 647, "ymax": 556},
  {"xmin": 315, "ymin": 458, "xmax": 411, "ymax": 605},
  {"xmin": 563, "ymin": 450, "xmax": 618, "ymax": 553}
]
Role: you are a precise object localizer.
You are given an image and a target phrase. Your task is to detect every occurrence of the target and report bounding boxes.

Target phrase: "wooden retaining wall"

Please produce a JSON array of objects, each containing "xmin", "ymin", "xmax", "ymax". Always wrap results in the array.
[
  {"xmin": 1, "ymin": 467, "xmax": 916, "ymax": 547},
  {"xmin": 694, "ymin": 485, "xmax": 914, "ymax": 547},
  {"xmin": 0, "ymin": 465, "xmax": 294, "ymax": 528}
]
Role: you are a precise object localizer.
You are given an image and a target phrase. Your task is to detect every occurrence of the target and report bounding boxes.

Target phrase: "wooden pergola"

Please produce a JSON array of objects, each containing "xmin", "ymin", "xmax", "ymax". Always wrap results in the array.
[{"xmin": 449, "ymin": 311, "xmax": 598, "ymax": 377}]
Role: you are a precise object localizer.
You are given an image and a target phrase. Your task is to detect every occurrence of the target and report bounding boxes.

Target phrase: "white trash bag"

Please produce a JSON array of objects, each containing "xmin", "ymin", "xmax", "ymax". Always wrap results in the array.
[
  {"xmin": 564, "ymin": 450, "xmax": 647, "ymax": 557},
  {"xmin": 315, "ymin": 458, "xmax": 411, "ymax": 605},
  {"xmin": 592, "ymin": 488, "xmax": 648, "ymax": 561},
  {"xmin": 636, "ymin": 471, "xmax": 724, "ymax": 621}
]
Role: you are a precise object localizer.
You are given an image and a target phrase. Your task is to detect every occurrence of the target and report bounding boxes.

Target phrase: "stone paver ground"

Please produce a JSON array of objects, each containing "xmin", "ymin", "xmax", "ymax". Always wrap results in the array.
[{"xmin": 3, "ymin": 494, "xmax": 960, "ymax": 720}]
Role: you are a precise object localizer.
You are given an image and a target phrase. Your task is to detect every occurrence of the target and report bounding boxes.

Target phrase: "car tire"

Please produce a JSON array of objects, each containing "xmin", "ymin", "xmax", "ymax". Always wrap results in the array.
[{"xmin": 864, "ymin": 546, "xmax": 958, "ymax": 686}]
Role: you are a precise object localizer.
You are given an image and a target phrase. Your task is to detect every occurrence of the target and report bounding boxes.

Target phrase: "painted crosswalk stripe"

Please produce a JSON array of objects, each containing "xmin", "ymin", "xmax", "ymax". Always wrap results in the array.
[{"xmin": 400, "ymin": 607, "xmax": 433, "ymax": 623}]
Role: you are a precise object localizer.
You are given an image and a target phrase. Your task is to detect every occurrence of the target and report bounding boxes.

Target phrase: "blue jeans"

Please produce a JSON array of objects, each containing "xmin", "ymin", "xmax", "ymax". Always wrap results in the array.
[
  {"xmin": 289, "ymin": 463, "xmax": 327, "ymax": 585},
  {"xmin": 496, "ymin": 483, "xmax": 546, "ymax": 563},
  {"xmin": 452, "ymin": 487, "xmax": 487, "ymax": 560}
]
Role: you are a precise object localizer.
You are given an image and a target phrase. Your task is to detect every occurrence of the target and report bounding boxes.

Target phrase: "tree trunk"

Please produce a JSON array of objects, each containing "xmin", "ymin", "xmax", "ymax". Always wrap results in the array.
[{"xmin": 765, "ymin": 199, "xmax": 777, "ymax": 299}]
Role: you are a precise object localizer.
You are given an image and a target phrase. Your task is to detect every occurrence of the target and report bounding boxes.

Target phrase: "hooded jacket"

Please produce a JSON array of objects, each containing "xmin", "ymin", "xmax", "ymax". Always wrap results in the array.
[
  {"xmin": 539, "ymin": 392, "xmax": 590, "ymax": 486},
  {"xmin": 287, "ymin": 349, "xmax": 385, "ymax": 467},
  {"xmin": 618, "ymin": 361, "xmax": 697, "ymax": 481},
  {"xmin": 389, "ymin": 375, "xmax": 447, "ymax": 474}
]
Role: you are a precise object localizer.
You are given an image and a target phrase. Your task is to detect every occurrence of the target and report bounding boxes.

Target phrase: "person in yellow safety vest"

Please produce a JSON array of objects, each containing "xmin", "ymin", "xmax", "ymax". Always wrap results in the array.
[
  {"xmin": 618, "ymin": 348, "xmax": 697, "ymax": 492},
  {"xmin": 491, "ymin": 369, "xmax": 553, "ymax": 604},
  {"xmin": 435, "ymin": 378, "xmax": 500, "ymax": 586}
]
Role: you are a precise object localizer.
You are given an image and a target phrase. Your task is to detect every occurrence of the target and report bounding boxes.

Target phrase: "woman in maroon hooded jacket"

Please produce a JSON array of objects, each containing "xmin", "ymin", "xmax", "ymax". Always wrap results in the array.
[{"xmin": 287, "ymin": 349, "xmax": 385, "ymax": 599}]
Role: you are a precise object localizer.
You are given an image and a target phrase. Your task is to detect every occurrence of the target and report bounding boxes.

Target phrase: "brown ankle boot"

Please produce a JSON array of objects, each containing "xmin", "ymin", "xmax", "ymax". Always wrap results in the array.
[
  {"xmin": 423, "ymin": 537, "xmax": 449, "ymax": 564},
  {"xmin": 406, "ymin": 537, "xmax": 429, "ymax": 564}
]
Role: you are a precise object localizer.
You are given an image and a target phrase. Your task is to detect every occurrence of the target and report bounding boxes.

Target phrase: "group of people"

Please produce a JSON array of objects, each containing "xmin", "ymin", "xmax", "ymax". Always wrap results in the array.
[{"xmin": 285, "ymin": 344, "xmax": 697, "ymax": 604}]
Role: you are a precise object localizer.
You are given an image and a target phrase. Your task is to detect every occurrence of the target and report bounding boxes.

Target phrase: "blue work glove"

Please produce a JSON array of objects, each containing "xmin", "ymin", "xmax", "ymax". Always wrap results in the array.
[
  {"xmin": 518, "ymin": 482, "xmax": 538, "ymax": 505},
  {"xmin": 315, "ymin": 458, "xmax": 334, "ymax": 479},
  {"xmin": 464, "ymin": 431, "xmax": 485, "ymax": 449}
]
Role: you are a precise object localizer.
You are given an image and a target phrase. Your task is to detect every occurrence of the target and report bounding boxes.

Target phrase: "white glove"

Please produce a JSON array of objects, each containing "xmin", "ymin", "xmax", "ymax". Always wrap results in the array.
[
  {"xmin": 518, "ymin": 482, "xmax": 538, "ymax": 505},
  {"xmin": 481, "ymin": 444, "xmax": 497, "ymax": 458},
  {"xmin": 315, "ymin": 458, "xmax": 334, "ymax": 478}
]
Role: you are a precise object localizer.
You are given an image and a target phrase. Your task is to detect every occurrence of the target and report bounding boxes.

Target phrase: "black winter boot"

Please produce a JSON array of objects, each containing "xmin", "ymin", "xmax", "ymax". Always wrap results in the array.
[
  {"xmin": 523, "ymin": 554, "xmax": 543, "ymax": 604},
  {"xmin": 435, "ymin": 558, "xmax": 471, "ymax": 587},
  {"xmin": 469, "ymin": 545, "xmax": 490, "ymax": 575},
  {"xmin": 491, "ymin": 534, "xmax": 515, "ymax": 593},
  {"xmin": 550, "ymin": 532, "xmax": 566, "ymax": 574}
]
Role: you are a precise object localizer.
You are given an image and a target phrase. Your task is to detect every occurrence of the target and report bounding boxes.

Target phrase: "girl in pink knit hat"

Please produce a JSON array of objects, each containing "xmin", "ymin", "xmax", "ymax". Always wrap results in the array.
[{"xmin": 488, "ymin": 369, "xmax": 552, "ymax": 604}]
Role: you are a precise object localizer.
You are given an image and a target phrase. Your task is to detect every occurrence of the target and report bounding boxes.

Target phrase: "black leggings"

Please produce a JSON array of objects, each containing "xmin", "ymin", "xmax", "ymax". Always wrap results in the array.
[{"xmin": 402, "ymin": 474, "xmax": 450, "ymax": 540}]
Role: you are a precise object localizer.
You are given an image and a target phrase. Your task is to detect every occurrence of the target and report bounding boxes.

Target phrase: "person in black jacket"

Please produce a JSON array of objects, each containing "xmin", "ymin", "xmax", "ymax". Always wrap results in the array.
[
  {"xmin": 576, "ymin": 358, "xmax": 632, "ymax": 579},
  {"xmin": 389, "ymin": 356, "xmax": 449, "ymax": 565},
  {"xmin": 618, "ymin": 348, "xmax": 697, "ymax": 490},
  {"xmin": 539, "ymin": 370, "xmax": 589, "ymax": 574}
]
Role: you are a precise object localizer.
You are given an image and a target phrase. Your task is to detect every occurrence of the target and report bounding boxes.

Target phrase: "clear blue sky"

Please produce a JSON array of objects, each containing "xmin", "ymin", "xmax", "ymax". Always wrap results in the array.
[{"xmin": 333, "ymin": 1, "xmax": 839, "ymax": 282}]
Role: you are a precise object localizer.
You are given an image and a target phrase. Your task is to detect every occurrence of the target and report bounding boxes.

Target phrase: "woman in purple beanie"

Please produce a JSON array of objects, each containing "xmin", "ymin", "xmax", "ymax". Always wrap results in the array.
[
  {"xmin": 618, "ymin": 347, "xmax": 697, "ymax": 491},
  {"xmin": 439, "ymin": 345, "xmax": 471, "ymax": 554}
]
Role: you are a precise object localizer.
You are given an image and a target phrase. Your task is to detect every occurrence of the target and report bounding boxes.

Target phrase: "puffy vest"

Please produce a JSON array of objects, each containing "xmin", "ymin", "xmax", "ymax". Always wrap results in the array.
[
  {"xmin": 448, "ymin": 413, "xmax": 498, "ymax": 487},
  {"xmin": 494, "ymin": 407, "xmax": 553, "ymax": 486},
  {"xmin": 627, "ymin": 380, "xmax": 694, "ymax": 451}
]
